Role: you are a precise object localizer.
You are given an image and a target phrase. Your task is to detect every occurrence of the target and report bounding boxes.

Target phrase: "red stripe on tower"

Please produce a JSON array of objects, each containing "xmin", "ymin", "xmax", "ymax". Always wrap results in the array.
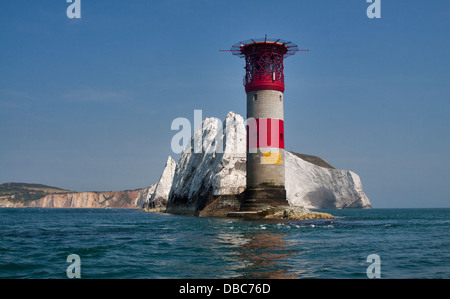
[{"xmin": 247, "ymin": 118, "xmax": 284, "ymax": 150}]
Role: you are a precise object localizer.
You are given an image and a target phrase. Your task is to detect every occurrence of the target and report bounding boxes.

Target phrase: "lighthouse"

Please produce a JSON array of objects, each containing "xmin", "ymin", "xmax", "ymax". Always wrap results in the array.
[{"xmin": 225, "ymin": 37, "xmax": 304, "ymax": 211}]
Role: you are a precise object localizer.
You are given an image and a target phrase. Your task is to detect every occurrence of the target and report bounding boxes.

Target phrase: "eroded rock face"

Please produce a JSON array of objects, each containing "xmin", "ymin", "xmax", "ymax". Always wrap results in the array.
[
  {"xmin": 22, "ymin": 189, "xmax": 149, "ymax": 208},
  {"xmin": 166, "ymin": 112, "xmax": 247, "ymax": 213},
  {"xmin": 146, "ymin": 156, "xmax": 176, "ymax": 209},
  {"xmin": 285, "ymin": 151, "xmax": 372, "ymax": 209}
]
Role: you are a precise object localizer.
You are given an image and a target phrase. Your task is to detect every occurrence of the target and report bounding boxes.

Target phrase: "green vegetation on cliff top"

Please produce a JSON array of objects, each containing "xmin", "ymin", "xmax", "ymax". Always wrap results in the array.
[{"xmin": 0, "ymin": 182, "xmax": 70, "ymax": 203}]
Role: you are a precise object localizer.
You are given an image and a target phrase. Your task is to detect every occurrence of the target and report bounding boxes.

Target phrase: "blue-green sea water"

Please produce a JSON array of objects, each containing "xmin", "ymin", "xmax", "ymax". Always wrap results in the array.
[{"xmin": 0, "ymin": 208, "xmax": 449, "ymax": 279}]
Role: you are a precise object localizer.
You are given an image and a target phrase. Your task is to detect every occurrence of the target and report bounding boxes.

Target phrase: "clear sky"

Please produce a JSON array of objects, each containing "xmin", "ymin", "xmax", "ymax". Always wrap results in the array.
[{"xmin": 1, "ymin": 0, "xmax": 449, "ymax": 208}]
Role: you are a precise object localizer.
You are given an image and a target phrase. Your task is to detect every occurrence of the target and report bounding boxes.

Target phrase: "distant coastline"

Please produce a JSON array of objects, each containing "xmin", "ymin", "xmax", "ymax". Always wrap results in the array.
[{"xmin": 0, "ymin": 182, "xmax": 148, "ymax": 209}]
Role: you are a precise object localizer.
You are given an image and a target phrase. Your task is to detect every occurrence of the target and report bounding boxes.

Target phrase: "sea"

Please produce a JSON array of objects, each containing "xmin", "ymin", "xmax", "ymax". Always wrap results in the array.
[{"xmin": 0, "ymin": 208, "xmax": 449, "ymax": 279}]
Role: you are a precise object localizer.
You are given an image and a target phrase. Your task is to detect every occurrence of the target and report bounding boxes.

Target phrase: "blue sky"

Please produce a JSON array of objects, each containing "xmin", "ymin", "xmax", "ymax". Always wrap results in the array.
[{"xmin": 0, "ymin": 0, "xmax": 449, "ymax": 208}]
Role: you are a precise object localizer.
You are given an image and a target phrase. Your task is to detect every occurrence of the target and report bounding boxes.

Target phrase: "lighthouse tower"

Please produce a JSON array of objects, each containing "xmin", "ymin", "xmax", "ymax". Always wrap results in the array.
[{"xmin": 226, "ymin": 37, "xmax": 303, "ymax": 211}]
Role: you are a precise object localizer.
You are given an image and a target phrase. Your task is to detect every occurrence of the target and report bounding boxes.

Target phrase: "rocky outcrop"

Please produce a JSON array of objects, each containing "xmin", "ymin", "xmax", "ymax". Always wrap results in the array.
[
  {"xmin": 228, "ymin": 206, "xmax": 335, "ymax": 220},
  {"xmin": 167, "ymin": 112, "xmax": 246, "ymax": 214},
  {"xmin": 266, "ymin": 206, "xmax": 335, "ymax": 220},
  {"xmin": 137, "ymin": 185, "xmax": 156, "ymax": 208},
  {"xmin": 145, "ymin": 156, "xmax": 176, "ymax": 210},
  {"xmin": 285, "ymin": 151, "xmax": 372, "ymax": 209}
]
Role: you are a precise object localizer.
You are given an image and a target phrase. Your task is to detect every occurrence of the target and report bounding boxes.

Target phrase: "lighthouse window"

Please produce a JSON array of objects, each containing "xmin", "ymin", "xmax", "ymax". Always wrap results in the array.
[
  {"xmin": 253, "ymin": 94, "xmax": 258, "ymax": 101},
  {"xmin": 279, "ymin": 95, "xmax": 282, "ymax": 101}
]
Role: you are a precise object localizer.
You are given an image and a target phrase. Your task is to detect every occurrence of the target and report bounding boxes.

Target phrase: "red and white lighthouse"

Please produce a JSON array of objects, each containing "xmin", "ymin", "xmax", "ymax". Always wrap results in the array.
[{"xmin": 225, "ymin": 37, "xmax": 304, "ymax": 211}]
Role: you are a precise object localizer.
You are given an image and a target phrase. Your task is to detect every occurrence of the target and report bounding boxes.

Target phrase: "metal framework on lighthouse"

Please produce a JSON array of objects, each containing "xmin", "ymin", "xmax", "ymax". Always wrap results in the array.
[{"xmin": 223, "ymin": 37, "xmax": 307, "ymax": 93}]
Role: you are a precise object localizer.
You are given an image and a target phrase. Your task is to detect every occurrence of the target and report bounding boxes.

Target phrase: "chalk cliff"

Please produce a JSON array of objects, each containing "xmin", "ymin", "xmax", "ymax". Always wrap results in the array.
[
  {"xmin": 0, "ymin": 187, "xmax": 150, "ymax": 209},
  {"xmin": 146, "ymin": 156, "xmax": 176, "ymax": 210},
  {"xmin": 285, "ymin": 151, "xmax": 371, "ymax": 209},
  {"xmin": 167, "ymin": 112, "xmax": 247, "ymax": 213}
]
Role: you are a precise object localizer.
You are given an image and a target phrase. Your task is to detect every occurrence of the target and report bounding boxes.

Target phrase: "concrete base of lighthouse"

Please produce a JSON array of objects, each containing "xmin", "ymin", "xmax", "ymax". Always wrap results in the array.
[
  {"xmin": 240, "ymin": 149, "xmax": 289, "ymax": 212},
  {"xmin": 240, "ymin": 187, "xmax": 288, "ymax": 211}
]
